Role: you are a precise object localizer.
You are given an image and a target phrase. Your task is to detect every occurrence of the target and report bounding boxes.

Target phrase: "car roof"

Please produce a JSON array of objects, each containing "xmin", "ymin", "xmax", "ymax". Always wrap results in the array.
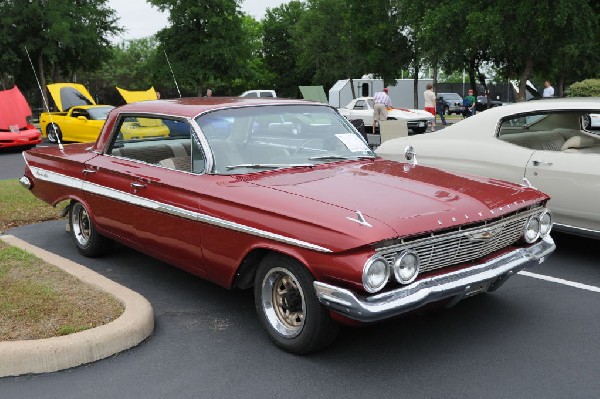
[{"xmin": 115, "ymin": 97, "xmax": 319, "ymax": 118}]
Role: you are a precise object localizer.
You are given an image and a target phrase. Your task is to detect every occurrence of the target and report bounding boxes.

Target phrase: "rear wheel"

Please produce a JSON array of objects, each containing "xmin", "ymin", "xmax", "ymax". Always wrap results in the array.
[
  {"xmin": 46, "ymin": 124, "xmax": 62, "ymax": 144},
  {"xmin": 254, "ymin": 254, "xmax": 339, "ymax": 354},
  {"xmin": 69, "ymin": 201, "xmax": 114, "ymax": 257}
]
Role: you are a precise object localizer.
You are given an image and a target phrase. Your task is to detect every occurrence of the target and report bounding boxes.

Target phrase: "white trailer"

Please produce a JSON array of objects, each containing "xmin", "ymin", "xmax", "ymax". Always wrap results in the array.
[{"xmin": 329, "ymin": 78, "xmax": 434, "ymax": 109}]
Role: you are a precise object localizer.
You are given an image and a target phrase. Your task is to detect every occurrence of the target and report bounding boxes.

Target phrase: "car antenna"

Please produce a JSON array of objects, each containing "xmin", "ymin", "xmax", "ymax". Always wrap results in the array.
[
  {"xmin": 163, "ymin": 50, "xmax": 182, "ymax": 98},
  {"xmin": 24, "ymin": 46, "xmax": 64, "ymax": 151}
]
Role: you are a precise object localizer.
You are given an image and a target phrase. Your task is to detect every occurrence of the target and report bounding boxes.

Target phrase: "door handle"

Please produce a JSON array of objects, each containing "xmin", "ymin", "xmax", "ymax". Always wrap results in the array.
[
  {"xmin": 82, "ymin": 168, "xmax": 96, "ymax": 174},
  {"xmin": 532, "ymin": 160, "xmax": 553, "ymax": 166},
  {"xmin": 130, "ymin": 182, "xmax": 146, "ymax": 189}
]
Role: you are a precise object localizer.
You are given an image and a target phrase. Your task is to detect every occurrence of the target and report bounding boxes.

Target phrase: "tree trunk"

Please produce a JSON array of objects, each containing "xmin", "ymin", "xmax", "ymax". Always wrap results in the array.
[
  {"xmin": 517, "ymin": 57, "xmax": 534, "ymax": 102},
  {"xmin": 37, "ymin": 53, "xmax": 49, "ymax": 112},
  {"xmin": 413, "ymin": 62, "xmax": 420, "ymax": 109},
  {"xmin": 557, "ymin": 74, "xmax": 565, "ymax": 97}
]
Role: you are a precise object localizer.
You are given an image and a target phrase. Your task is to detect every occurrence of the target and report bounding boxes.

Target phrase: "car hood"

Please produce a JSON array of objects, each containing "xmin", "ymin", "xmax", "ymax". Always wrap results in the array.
[
  {"xmin": 0, "ymin": 86, "xmax": 33, "ymax": 130},
  {"xmin": 47, "ymin": 83, "xmax": 96, "ymax": 111},
  {"xmin": 116, "ymin": 86, "xmax": 158, "ymax": 103},
  {"xmin": 246, "ymin": 159, "xmax": 545, "ymax": 246}
]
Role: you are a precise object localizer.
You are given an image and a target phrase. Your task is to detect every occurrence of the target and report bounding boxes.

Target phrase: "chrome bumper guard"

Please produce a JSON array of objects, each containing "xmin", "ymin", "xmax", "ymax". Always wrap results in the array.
[{"xmin": 313, "ymin": 236, "xmax": 555, "ymax": 323}]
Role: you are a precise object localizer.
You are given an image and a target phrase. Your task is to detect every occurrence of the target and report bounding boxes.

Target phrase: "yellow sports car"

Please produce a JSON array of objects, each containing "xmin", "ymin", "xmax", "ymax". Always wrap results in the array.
[{"xmin": 40, "ymin": 84, "xmax": 168, "ymax": 143}]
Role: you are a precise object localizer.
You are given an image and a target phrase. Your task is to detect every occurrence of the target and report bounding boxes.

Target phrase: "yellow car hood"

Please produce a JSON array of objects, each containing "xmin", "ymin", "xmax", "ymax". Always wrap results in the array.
[
  {"xmin": 47, "ymin": 83, "xmax": 96, "ymax": 112},
  {"xmin": 116, "ymin": 86, "xmax": 158, "ymax": 103}
]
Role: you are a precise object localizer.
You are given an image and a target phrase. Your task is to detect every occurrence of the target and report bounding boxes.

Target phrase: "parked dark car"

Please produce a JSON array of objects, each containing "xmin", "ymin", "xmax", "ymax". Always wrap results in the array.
[
  {"xmin": 475, "ymin": 96, "xmax": 504, "ymax": 112},
  {"xmin": 437, "ymin": 93, "xmax": 464, "ymax": 115}
]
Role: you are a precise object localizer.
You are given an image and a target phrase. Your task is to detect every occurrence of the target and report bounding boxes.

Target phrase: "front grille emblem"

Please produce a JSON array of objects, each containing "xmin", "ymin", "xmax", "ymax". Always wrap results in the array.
[{"xmin": 467, "ymin": 226, "xmax": 503, "ymax": 241}]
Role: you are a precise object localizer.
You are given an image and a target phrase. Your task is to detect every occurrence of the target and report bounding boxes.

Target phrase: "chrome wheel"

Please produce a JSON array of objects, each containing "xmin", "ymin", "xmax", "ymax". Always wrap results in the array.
[
  {"xmin": 71, "ymin": 202, "xmax": 91, "ymax": 247},
  {"xmin": 261, "ymin": 267, "xmax": 305, "ymax": 338},
  {"xmin": 46, "ymin": 124, "xmax": 61, "ymax": 143}
]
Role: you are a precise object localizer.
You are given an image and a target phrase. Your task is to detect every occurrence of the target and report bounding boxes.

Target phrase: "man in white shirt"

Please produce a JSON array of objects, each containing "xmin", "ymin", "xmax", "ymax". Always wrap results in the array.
[
  {"xmin": 543, "ymin": 80, "xmax": 555, "ymax": 97},
  {"xmin": 372, "ymin": 88, "xmax": 392, "ymax": 132}
]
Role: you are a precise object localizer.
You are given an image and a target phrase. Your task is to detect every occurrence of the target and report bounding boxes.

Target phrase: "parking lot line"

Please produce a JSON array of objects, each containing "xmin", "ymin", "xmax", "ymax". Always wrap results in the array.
[{"xmin": 519, "ymin": 271, "xmax": 600, "ymax": 293}]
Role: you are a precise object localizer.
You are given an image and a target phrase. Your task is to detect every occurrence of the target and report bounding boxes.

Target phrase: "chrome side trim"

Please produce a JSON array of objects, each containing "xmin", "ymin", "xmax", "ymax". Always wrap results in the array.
[
  {"xmin": 314, "ymin": 236, "xmax": 555, "ymax": 322},
  {"xmin": 29, "ymin": 166, "xmax": 332, "ymax": 253}
]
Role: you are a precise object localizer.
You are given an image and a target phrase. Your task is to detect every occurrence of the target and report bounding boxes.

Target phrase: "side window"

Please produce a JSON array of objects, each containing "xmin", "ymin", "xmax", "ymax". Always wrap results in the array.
[
  {"xmin": 354, "ymin": 100, "xmax": 366, "ymax": 110},
  {"xmin": 260, "ymin": 92, "xmax": 274, "ymax": 97},
  {"xmin": 109, "ymin": 116, "xmax": 205, "ymax": 173}
]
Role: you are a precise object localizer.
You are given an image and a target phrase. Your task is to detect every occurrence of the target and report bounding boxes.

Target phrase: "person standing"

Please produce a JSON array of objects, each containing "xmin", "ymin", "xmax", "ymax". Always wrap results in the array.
[
  {"xmin": 424, "ymin": 83, "xmax": 436, "ymax": 131},
  {"xmin": 372, "ymin": 87, "xmax": 392, "ymax": 133},
  {"xmin": 436, "ymin": 96, "xmax": 447, "ymax": 127},
  {"xmin": 463, "ymin": 89, "xmax": 477, "ymax": 118},
  {"xmin": 543, "ymin": 80, "xmax": 555, "ymax": 97}
]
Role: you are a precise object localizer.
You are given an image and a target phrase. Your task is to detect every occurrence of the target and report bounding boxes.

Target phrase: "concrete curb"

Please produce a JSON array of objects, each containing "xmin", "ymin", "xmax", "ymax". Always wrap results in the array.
[{"xmin": 0, "ymin": 234, "xmax": 154, "ymax": 377}]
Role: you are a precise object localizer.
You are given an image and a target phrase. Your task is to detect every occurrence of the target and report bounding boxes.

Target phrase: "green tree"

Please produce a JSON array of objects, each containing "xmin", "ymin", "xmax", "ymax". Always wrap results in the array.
[
  {"xmin": 262, "ymin": 1, "xmax": 308, "ymax": 98},
  {"xmin": 149, "ymin": 0, "xmax": 247, "ymax": 96},
  {"xmin": 478, "ymin": 0, "xmax": 598, "ymax": 100},
  {"xmin": 80, "ymin": 37, "xmax": 160, "ymax": 104},
  {"xmin": 230, "ymin": 14, "xmax": 274, "ymax": 95},
  {"xmin": 0, "ymin": 0, "xmax": 121, "ymax": 109}
]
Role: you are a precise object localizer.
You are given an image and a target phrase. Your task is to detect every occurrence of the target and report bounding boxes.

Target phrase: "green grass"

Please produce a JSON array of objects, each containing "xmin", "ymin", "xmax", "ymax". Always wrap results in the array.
[
  {"xmin": 0, "ymin": 241, "xmax": 124, "ymax": 341},
  {"xmin": 0, "ymin": 179, "xmax": 123, "ymax": 340},
  {"xmin": 0, "ymin": 179, "xmax": 65, "ymax": 233}
]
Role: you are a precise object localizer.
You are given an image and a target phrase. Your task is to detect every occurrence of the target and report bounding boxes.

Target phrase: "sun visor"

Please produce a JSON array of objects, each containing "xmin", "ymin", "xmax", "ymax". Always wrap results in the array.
[
  {"xmin": 0, "ymin": 86, "xmax": 33, "ymax": 130},
  {"xmin": 47, "ymin": 83, "xmax": 96, "ymax": 112},
  {"xmin": 116, "ymin": 86, "xmax": 158, "ymax": 103}
]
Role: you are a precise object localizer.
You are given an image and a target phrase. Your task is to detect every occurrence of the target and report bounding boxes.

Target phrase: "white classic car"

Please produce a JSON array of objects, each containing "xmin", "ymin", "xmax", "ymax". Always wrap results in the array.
[
  {"xmin": 376, "ymin": 97, "xmax": 600, "ymax": 238},
  {"xmin": 338, "ymin": 97, "xmax": 434, "ymax": 134}
]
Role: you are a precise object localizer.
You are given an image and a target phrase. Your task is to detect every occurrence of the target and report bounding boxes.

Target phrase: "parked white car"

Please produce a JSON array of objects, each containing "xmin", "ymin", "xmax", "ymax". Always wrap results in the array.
[
  {"xmin": 376, "ymin": 98, "xmax": 600, "ymax": 238},
  {"xmin": 338, "ymin": 97, "xmax": 434, "ymax": 134},
  {"xmin": 240, "ymin": 90, "xmax": 277, "ymax": 98}
]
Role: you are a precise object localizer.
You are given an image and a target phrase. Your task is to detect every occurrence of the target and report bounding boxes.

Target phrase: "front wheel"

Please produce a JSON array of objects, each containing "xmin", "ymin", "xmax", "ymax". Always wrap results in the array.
[
  {"xmin": 46, "ymin": 124, "xmax": 62, "ymax": 144},
  {"xmin": 254, "ymin": 254, "xmax": 339, "ymax": 354},
  {"xmin": 69, "ymin": 201, "xmax": 114, "ymax": 257}
]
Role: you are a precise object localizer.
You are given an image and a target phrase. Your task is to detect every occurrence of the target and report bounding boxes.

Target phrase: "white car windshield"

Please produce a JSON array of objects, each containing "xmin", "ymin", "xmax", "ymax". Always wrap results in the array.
[{"xmin": 195, "ymin": 104, "xmax": 375, "ymax": 174}]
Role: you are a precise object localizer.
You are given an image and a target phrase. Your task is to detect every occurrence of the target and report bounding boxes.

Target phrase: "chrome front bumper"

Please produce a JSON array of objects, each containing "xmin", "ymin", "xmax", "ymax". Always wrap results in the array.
[{"xmin": 313, "ymin": 236, "xmax": 555, "ymax": 323}]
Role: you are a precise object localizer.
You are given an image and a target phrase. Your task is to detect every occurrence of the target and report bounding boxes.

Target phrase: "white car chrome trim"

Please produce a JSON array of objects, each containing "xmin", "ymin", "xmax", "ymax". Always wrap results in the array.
[{"xmin": 28, "ymin": 166, "xmax": 332, "ymax": 253}]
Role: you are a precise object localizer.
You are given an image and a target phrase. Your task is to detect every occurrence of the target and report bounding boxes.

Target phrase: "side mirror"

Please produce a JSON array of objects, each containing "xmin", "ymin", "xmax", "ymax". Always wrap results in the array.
[{"xmin": 77, "ymin": 116, "xmax": 87, "ymax": 121}]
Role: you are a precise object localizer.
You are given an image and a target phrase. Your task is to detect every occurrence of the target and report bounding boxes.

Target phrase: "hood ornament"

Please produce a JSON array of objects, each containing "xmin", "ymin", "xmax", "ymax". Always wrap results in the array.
[
  {"xmin": 347, "ymin": 210, "xmax": 372, "ymax": 227},
  {"xmin": 404, "ymin": 145, "xmax": 418, "ymax": 165},
  {"xmin": 522, "ymin": 177, "xmax": 536, "ymax": 189}
]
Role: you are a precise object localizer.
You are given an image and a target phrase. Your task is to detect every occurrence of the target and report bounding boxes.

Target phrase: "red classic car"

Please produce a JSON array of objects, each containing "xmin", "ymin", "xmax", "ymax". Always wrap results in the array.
[
  {"xmin": 0, "ymin": 86, "xmax": 42, "ymax": 149},
  {"xmin": 21, "ymin": 97, "xmax": 555, "ymax": 353}
]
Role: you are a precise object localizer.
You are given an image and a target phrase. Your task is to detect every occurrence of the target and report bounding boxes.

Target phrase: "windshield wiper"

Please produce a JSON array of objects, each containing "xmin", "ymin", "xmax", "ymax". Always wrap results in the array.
[
  {"xmin": 226, "ymin": 163, "xmax": 314, "ymax": 170},
  {"xmin": 309, "ymin": 154, "xmax": 377, "ymax": 160},
  {"xmin": 308, "ymin": 154, "xmax": 349, "ymax": 160}
]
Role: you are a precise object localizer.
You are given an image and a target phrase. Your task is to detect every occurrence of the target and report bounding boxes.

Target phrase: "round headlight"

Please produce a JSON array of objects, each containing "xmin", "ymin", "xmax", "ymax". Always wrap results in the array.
[
  {"xmin": 362, "ymin": 257, "xmax": 389, "ymax": 293},
  {"xmin": 393, "ymin": 250, "xmax": 420, "ymax": 284},
  {"xmin": 523, "ymin": 215, "xmax": 541, "ymax": 243},
  {"xmin": 539, "ymin": 209, "xmax": 552, "ymax": 237}
]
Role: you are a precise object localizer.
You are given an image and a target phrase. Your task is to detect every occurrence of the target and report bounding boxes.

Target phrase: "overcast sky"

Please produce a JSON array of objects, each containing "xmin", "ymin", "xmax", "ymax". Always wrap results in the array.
[{"xmin": 108, "ymin": 0, "xmax": 292, "ymax": 42}]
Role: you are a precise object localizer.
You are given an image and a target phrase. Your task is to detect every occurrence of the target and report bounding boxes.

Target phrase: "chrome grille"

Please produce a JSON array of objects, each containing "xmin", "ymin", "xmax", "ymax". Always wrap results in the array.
[{"xmin": 380, "ymin": 208, "xmax": 540, "ymax": 274}]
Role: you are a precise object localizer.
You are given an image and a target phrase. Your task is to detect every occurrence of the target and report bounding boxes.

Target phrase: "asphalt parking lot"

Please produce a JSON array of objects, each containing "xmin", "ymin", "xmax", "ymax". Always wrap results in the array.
[{"xmin": 1, "ymin": 143, "xmax": 599, "ymax": 398}]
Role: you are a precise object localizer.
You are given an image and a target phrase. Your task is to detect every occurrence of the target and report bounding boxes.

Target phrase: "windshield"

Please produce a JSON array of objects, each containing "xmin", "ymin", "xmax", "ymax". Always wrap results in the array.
[
  {"xmin": 88, "ymin": 106, "xmax": 115, "ymax": 120},
  {"xmin": 195, "ymin": 104, "xmax": 375, "ymax": 174}
]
